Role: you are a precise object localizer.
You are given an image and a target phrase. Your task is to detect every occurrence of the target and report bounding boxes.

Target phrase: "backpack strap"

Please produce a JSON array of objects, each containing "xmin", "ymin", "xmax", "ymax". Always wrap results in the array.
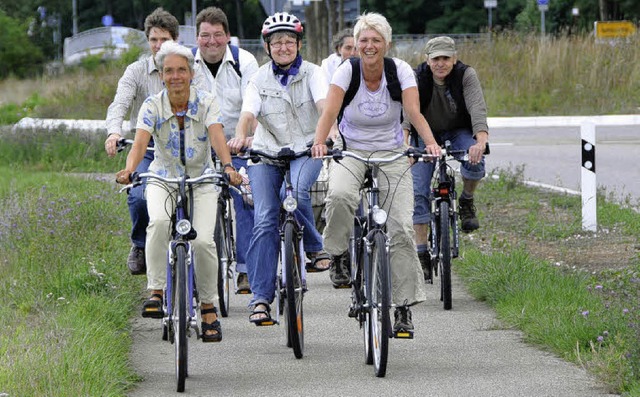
[
  {"xmin": 383, "ymin": 57, "xmax": 402, "ymax": 103},
  {"xmin": 337, "ymin": 57, "xmax": 361, "ymax": 124},
  {"xmin": 191, "ymin": 46, "xmax": 198, "ymax": 56},
  {"xmin": 229, "ymin": 45, "xmax": 242, "ymax": 78}
]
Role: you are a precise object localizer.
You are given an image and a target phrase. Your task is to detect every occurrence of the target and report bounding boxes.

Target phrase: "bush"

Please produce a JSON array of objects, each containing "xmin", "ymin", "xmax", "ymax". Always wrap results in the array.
[{"xmin": 0, "ymin": 11, "xmax": 45, "ymax": 79}]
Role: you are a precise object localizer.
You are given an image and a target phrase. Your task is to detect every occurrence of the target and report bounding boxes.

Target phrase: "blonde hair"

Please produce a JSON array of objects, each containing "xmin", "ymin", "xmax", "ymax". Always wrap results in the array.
[{"xmin": 353, "ymin": 12, "xmax": 392, "ymax": 46}]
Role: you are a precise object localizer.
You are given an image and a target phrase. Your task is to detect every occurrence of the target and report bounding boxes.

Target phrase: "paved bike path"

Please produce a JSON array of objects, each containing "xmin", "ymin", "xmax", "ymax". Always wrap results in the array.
[{"xmin": 128, "ymin": 272, "xmax": 616, "ymax": 396}]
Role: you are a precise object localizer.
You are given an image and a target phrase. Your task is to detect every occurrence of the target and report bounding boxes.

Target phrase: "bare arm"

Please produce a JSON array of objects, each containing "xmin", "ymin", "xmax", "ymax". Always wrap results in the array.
[
  {"xmin": 228, "ymin": 111, "xmax": 256, "ymax": 153},
  {"xmin": 402, "ymin": 86, "xmax": 440, "ymax": 156},
  {"xmin": 311, "ymin": 84, "xmax": 345, "ymax": 158}
]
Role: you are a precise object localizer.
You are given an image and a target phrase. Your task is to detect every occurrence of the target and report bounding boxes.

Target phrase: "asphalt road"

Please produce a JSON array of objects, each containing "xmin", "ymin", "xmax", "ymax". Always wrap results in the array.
[
  {"xmin": 486, "ymin": 125, "xmax": 639, "ymax": 204},
  {"xmin": 128, "ymin": 272, "xmax": 615, "ymax": 396}
]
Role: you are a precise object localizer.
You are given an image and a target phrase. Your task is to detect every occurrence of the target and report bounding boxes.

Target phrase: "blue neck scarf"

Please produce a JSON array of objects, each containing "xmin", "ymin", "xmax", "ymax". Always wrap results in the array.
[{"xmin": 272, "ymin": 55, "xmax": 302, "ymax": 86}]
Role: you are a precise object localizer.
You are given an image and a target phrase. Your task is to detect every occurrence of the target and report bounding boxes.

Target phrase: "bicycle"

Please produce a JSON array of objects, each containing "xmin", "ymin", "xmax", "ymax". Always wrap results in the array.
[
  {"xmin": 238, "ymin": 147, "xmax": 311, "ymax": 359},
  {"xmin": 423, "ymin": 141, "xmax": 489, "ymax": 311},
  {"xmin": 118, "ymin": 139, "xmax": 244, "ymax": 318},
  {"xmin": 326, "ymin": 147, "xmax": 429, "ymax": 378},
  {"xmin": 120, "ymin": 170, "xmax": 226, "ymax": 392}
]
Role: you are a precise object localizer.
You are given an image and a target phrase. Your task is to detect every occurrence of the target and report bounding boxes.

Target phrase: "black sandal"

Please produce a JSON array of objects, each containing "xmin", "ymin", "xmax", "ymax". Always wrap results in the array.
[
  {"xmin": 249, "ymin": 303, "xmax": 275, "ymax": 326},
  {"xmin": 141, "ymin": 293, "xmax": 164, "ymax": 319},
  {"xmin": 306, "ymin": 251, "xmax": 331, "ymax": 273},
  {"xmin": 201, "ymin": 307, "xmax": 222, "ymax": 343}
]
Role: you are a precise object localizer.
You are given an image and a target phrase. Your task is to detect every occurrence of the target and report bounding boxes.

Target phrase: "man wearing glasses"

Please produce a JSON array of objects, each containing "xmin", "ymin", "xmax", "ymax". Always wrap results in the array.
[{"xmin": 193, "ymin": 7, "xmax": 260, "ymax": 293}]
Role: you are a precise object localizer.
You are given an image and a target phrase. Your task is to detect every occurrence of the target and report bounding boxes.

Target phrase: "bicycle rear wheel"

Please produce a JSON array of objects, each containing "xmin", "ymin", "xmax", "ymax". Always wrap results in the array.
[
  {"xmin": 283, "ymin": 222, "xmax": 304, "ymax": 359},
  {"xmin": 369, "ymin": 232, "xmax": 390, "ymax": 377},
  {"xmin": 174, "ymin": 244, "xmax": 188, "ymax": 392},
  {"xmin": 439, "ymin": 201, "xmax": 452, "ymax": 310},
  {"xmin": 214, "ymin": 205, "xmax": 231, "ymax": 318}
]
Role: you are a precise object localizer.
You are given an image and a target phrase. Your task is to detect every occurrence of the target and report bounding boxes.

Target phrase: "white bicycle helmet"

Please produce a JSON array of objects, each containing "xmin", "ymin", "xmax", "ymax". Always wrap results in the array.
[{"xmin": 261, "ymin": 12, "xmax": 304, "ymax": 40}]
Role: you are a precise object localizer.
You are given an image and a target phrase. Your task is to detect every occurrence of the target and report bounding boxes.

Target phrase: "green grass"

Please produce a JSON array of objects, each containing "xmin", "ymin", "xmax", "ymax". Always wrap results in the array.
[
  {"xmin": 0, "ymin": 167, "xmax": 143, "ymax": 396},
  {"xmin": 456, "ymin": 169, "xmax": 640, "ymax": 394}
]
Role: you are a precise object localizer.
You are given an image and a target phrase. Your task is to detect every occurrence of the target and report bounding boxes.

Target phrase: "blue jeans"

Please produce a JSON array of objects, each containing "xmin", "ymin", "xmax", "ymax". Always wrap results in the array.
[
  {"xmin": 230, "ymin": 157, "xmax": 254, "ymax": 274},
  {"xmin": 246, "ymin": 157, "xmax": 323, "ymax": 306},
  {"xmin": 412, "ymin": 128, "xmax": 485, "ymax": 224},
  {"xmin": 128, "ymin": 148, "xmax": 154, "ymax": 248}
]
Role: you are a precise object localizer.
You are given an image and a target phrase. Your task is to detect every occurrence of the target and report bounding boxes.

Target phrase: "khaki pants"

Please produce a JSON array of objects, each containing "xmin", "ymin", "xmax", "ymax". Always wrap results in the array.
[
  {"xmin": 145, "ymin": 182, "xmax": 219, "ymax": 304},
  {"xmin": 322, "ymin": 149, "xmax": 426, "ymax": 306}
]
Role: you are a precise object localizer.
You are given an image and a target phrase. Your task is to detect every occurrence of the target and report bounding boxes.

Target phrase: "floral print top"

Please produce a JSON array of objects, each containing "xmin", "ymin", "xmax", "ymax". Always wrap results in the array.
[{"xmin": 136, "ymin": 86, "xmax": 223, "ymax": 178}]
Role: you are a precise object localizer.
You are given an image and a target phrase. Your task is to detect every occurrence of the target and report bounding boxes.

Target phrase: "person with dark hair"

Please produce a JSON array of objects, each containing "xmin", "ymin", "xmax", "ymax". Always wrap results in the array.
[
  {"xmin": 320, "ymin": 28, "xmax": 356, "ymax": 81},
  {"xmin": 193, "ymin": 6, "xmax": 260, "ymax": 293},
  {"xmin": 228, "ymin": 12, "xmax": 329, "ymax": 325},
  {"xmin": 407, "ymin": 36, "xmax": 488, "ymax": 281},
  {"xmin": 104, "ymin": 7, "xmax": 180, "ymax": 276}
]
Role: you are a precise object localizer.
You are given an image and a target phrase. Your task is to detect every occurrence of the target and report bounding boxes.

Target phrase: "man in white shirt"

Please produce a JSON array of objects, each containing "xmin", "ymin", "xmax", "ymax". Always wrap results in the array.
[
  {"xmin": 104, "ymin": 8, "xmax": 180, "ymax": 276},
  {"xmin": 193, "ymin": 7, "xmax": 260, "ymax": 293}
]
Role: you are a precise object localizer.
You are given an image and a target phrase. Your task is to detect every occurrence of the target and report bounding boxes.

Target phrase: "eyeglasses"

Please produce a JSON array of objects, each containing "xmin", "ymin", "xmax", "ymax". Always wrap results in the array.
[
  {"xmin": 270, "ymin": 41, "xmax": 297, "ymax": 50},
  {"xmin": 198, "ymin": 32, "xmax": 227, "ymax": 41}
]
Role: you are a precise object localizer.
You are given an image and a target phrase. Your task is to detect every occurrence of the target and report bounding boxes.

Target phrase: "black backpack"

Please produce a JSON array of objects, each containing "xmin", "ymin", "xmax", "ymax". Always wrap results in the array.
[
  {"xmin": 337, "ymin": 57, "xmax": 403, "ymax": 123},
  {"xmin": 191, "ymin": 44, "xmax": 242, "ymax": 78}
]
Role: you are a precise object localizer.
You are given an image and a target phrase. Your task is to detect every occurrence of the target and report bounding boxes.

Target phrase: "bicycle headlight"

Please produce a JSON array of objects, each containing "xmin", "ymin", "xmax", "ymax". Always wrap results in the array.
[
  {"xmin": 283, "ymin": 196, "xmax": 298, "ymax": 213},
  {"xmin": 176, "ymin": 219, "xmax": 192, "ymax": 236},
  {"xmin": 372, "ymin": 206, "xmax": 387, "ymax": 225}
]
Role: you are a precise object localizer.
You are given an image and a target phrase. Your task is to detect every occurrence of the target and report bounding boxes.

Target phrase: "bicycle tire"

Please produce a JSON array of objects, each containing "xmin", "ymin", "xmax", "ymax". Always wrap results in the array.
[
  {"xmin": 283, "ymin": 221, "xmax": 304, "ymax": 359},
  {"xmin": 174, "ymin": 244, "xmax": 188, "ymax": 392},
  {"xmin": 369, "ymin": 231, "xmax": 390, "ymax": 377},
  {"xmin": 351, "ymin": 216, "xmax": 372, "ymax": 365},
  {"xmin": 214, "ymin": 206, "xmax": 231, "ymax": 318},
  {"xmin": 439, "ymin": 201, "xmax": 452, "ymax": 310}
]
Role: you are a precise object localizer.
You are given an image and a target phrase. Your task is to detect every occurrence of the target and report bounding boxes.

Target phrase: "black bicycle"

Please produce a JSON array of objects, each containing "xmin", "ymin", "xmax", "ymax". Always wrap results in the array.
[
  {"xmin": 327, "ymin": 148, "xmax": 428, "ymax": 377},
  {"xmin": 239, "ymin": 147, "xmax": 311, "ymax": 359},
  {"xmin": 424, "ymin": 141, "xmax": 489, "ymax": 310}
]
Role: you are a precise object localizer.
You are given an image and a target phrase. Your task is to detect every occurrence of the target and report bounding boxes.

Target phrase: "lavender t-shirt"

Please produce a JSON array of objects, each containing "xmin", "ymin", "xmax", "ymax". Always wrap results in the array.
[{"xmin": 331, "ymin": 58, "xmax": 416, "ymax": 151}]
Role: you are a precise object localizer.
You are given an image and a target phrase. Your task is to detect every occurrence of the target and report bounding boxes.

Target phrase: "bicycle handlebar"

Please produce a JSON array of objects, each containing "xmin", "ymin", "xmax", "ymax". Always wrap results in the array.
[
  {"xmin": 237, "ymin": 147, "xmax": 311, "ymax": 163},
  {"xmin": 118, "ymin": 171, "xmax": 226, "ymax": 193},
  {"xmin": 116, "ymin": 138, "xmax": 155, "ymax": 153}
]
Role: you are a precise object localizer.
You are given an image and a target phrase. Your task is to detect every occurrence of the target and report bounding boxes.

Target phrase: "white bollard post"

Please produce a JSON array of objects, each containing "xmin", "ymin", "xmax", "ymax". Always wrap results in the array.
[{"xmin": 581, "ymin": 121, "xmax": 597, "ymax": 232}]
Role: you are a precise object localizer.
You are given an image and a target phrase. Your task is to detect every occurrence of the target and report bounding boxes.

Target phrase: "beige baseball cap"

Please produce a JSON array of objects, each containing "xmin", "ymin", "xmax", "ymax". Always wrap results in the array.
[{"xmin": 426, "ymin": 36, "xmax": 456, "ymax": 58}]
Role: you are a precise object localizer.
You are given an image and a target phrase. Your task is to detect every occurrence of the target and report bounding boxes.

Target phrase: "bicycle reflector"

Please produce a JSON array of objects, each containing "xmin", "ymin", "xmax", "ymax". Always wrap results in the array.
[
  {"xmin": 176, "ymin": 219, "xmax": 192, "ymax": 236},
  {"xmin": 283, "ymin": 196, "xmax": 298, "ymax": 213},
  {"xmin": 372, "ymin": 205, "xmax": 387, "ymax": 225}
]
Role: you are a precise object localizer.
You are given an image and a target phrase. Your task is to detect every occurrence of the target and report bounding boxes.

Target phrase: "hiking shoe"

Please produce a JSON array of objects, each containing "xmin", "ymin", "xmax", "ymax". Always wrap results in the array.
[
  {"xmin": 418, "ymin": 251, "xmax": 433, "ymax": 284},
  {"xmin": 393, "ymin": 306, "xmax": 414, "ymax": 334},
  {"xmin": 458, "ymin": 196, "xmax": 479, "ymax": 232},
  {"xmin": 127, "ymin": 246, "xmax": 146, "ymax": 275},
  {"xmin": 329, "ymin": 252, "xmax": 351, "ymax": 288},
  {"xmin": 236, "ymin": 272, "xmax": 251, "ymax": 293}
]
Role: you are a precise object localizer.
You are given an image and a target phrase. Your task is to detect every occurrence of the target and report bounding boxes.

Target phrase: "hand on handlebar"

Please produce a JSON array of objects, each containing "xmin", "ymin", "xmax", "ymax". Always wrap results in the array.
[
  {"xmin": 105, "ymin": 133, "xmax": 122, "ymax": 158},
  {"xmin": 424, "ymin": 142, "xmax": 441, "ymax": 157},
  {"xmin": 225, "ymin": 170, "xmax": 243, "ymax": 186},
  {"xmin": 311, "ymin": 142, "xmax": 327, "ymax": 159},
  {"xmin": 467, "ymin": 141, "xmax": 486, "ymax": 165},
  {"xmin": 115, "ymin": 169, "xmax": 133, "ymax": 185}
]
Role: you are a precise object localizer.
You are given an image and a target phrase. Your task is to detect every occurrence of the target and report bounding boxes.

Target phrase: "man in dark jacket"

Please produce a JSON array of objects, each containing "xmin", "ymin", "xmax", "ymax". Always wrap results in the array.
[{"xmin": 406, "ymin": 36, "xmax": 489, "ymax": 281}]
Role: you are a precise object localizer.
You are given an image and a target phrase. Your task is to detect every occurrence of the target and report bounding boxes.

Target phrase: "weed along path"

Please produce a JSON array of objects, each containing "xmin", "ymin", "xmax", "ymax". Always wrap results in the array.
[{"xmin": 128, "ymin": 272, "xmax": 616, "ymax": 396}]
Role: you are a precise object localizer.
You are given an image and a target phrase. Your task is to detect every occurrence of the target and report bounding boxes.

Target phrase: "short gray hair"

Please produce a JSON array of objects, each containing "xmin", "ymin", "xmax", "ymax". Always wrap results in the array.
[
  {"xmin": 155, "ymin": 41, "xmax": 194, "ymax": 72},
  {"xmin": 354, "ymin": 12, "xmax": 392, "ymax": 46}
]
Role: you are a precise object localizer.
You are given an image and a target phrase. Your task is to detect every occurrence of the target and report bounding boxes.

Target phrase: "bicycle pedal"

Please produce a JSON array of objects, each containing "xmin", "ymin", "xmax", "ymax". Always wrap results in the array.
[
  {"xmin": 236, "ymin": 288, "xmax": 251, "ymax": 295},
  {"xmin": 332, "ymin": 282, "xmax": 351, "ymax": 289},
  {"xmin": 394, "ymin": 329, "xmax": 414, "ymax": 339}
]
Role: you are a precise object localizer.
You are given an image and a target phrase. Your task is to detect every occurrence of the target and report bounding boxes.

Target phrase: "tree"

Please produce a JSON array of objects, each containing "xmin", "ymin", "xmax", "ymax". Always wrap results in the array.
[{"xmin": 0, "ymin": 10, "xmax": 45, "ymax": 78}]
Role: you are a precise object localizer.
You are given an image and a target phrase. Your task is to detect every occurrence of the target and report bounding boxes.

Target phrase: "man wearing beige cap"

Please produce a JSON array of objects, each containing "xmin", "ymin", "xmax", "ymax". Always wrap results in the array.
[{"xmin": 405, "ymin": 36, "xmax": 489, "ymax": 282}]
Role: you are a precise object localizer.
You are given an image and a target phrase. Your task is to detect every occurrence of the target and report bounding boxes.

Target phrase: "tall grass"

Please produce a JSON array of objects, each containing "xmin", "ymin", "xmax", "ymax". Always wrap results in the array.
[
  {"xmin": 456, "ymin": 169, "xmax": 640, "ymax": 393},
  {"xmin": 0, "ymin": 168, "xmax": 143, "ymax": 396}
]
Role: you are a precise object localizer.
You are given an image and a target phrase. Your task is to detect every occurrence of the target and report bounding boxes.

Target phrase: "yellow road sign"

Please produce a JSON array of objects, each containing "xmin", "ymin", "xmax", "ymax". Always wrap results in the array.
[{"xmin": 594, "ymin": 21, "xmax": 636, "ymax": 39}]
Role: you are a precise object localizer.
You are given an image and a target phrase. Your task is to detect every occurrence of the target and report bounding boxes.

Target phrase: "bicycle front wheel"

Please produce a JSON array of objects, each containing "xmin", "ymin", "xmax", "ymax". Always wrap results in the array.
[
  {"xmin": 214, "ymin": 206, "xmax": 231, "ymax": 318},
  {"xmin": 439, "ymin": 201, "xmax": 452, "ymax": 310},
  {"xmin": 283, "ymin": 221, "xmax": 304, "ymax": 359},
  {"xmin": 369, "ymin": 231, "xmax": 390, "ymax": 377},
  {"xmin": 174, "ymin": 244, "xmax": 188, "ymax": 392}
]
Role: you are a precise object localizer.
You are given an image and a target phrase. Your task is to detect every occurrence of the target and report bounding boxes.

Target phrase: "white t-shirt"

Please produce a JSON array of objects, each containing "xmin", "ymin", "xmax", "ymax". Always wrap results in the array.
[
  {"xmin": 320, "ymin": 53, "xmax": 342, "ymax": 82},
  {"xmin": 331, "ymin": 58, "xmax": 416, "ymax": 151}
]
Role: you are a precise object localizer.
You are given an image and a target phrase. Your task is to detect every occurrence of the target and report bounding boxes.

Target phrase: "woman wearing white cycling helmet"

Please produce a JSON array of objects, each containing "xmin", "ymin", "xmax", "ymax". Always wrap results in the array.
[{"xmin": 228, "ymin": 12, "xmax": 329, "ymax": 325}]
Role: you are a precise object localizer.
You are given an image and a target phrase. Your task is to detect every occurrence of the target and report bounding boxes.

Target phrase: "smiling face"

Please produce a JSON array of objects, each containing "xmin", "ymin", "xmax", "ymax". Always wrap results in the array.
[
  {"xmin": 427, "ymin": 55, "xmax": 457, "ymax": 82},
  {"xmin": 356, "ymin": 28, "xmax": 387, "ymax": 66},
  {"xmin": 161, "ymin": 53, "xmax": 193, "ymax": 95},
  {"xmin": 265, "ymin": 32, "xmax": 300, "ymax": 67},
  {"xmin": 197, "ymin": 22, "xmax": 230, "ymax": 63},
  {"xmin": 147, "ymin": 27, "xmax": 174, "ymax": 56}
]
